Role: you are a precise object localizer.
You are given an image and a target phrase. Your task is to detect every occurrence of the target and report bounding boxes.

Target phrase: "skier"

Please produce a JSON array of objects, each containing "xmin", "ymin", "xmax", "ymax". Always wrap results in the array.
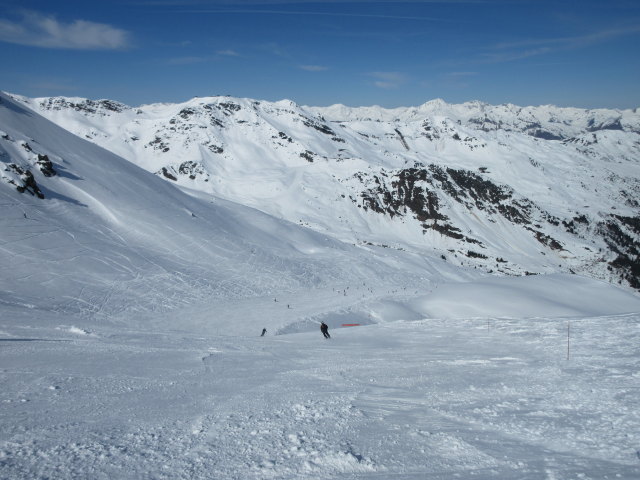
[
  {"xmin": 261, "ymin": 328, "xmax": 267, "ymax": 337},
  {"xmin": 320, "ymin": 322, "xmax": 330, "ymax": 339}
]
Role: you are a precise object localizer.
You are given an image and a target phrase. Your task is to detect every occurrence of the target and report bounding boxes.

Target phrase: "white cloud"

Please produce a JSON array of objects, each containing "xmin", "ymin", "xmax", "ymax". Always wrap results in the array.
[
  {"xmin": 178, "ymin": 7, "xmax": 452, "ymax": 22},
  {"xmin": 479, "ymin": 25, "xmax": 640, "ymax": 64},
  {"xmin": 299, "ymin": 64, "xmax": 328, "ymax": 72},
  {"xmin": 260, "ymin": 42, "xmax": 290, "ymax": 58},
  {"xmin": 479, "ymin": 47, "xmax": 552, "ymax": 64},
  {"xmin": 0, "ymin": 11, "xmax": 130, "ymax": 50},
  {"xmin": 443, "ymin": 71, "xmax": 477, "ymax": 89},
  {"xmin": 369, "ymin": 71, "xmax": 407, "ymax": 89},
  {"xmin": 28, "ymin": 80, "xmax": 77, "ymax": 92},
  {"xmin": 446, "ymin": 71, "xmax": 477, "ymax": 78},
  {"xmin": 217, "ymin": 49, "xmax": 240, "ymax": 56},
  {"xmin": 166, "ymin": 56, "xmax": 211, "ymax": 65},
  {"xmin": 165, "ymin": 49, "xmax": 241, "ymax": 65}
]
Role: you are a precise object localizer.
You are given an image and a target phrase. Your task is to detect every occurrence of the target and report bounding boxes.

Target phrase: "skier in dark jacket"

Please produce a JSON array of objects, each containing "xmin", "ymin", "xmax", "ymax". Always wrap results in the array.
[
  {"xmin": 261, "ymin": 328, "xmax": 267, "ymax": 337},
  {"xmin": 320, "ymin": 322, "xmax": 330, "ymax": 339}
]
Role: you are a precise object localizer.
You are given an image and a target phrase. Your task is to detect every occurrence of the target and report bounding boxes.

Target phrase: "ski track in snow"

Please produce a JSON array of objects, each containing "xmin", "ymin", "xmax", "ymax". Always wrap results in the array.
[{"xmin": 1, "ymin": 300, "xmax": 639, "ymax": 479}]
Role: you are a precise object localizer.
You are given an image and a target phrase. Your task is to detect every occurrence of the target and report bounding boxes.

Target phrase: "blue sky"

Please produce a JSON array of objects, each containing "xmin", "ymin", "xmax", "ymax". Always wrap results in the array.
[{"xmin": 1, "ymin": 0, "xmax": 639, "ymax": 108}]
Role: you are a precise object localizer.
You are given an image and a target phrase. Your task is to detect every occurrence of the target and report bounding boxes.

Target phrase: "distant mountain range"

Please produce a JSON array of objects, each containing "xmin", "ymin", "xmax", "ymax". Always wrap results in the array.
[{"xmin": 5, "ymin": 92, "xmax": 640, "ymax": 293}]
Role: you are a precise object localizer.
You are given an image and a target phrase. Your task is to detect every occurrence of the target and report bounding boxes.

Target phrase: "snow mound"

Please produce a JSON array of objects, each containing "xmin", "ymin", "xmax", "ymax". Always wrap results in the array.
[{"xmin": 413, "ymin": 274, "xmax": 640, "ymax": 319}]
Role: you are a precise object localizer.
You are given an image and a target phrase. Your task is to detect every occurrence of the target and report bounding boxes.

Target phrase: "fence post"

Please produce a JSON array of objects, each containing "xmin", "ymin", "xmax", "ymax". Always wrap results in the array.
[{"xmin": 567, "ymin": 320, "xmax": 570, "ymax": 360}]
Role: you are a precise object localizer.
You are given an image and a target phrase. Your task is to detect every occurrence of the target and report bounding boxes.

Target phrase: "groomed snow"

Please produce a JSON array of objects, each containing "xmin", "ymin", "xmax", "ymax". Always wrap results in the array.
[{"xmin": 1, "ymin": 280, "xmax": 640, "ymax": 479}]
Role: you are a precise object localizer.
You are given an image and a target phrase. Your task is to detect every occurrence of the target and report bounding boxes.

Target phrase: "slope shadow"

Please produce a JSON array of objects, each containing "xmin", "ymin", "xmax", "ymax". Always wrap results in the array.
[
  {"xmin": 0, "ymin": 94, "xmax": 36, "ymax": 117},
  {"xmin": 53, "ymin": 164, "xmax": 82, "ymax": 181},
  {"xmin": 0, "ymin": 338, "xmax": 69, "ymax": 342},
  {"xmin": 38, "ymin": 184, "xmax": 87, "ymax": 207}
]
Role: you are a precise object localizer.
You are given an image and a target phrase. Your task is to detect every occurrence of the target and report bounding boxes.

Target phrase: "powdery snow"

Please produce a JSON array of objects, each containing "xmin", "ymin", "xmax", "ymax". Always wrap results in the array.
[{"xmin": 1, "ymin": 285, "xmax": 639, "ymax": 479}]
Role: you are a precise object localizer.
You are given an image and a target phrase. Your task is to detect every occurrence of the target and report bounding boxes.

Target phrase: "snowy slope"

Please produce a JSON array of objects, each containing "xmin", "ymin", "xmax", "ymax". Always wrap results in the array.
[
  {"xmin": 1, "ymin": 277, "xmax": 640, "ymax": 479},
  {"xmin": 0, "ymin": 91, "xmax": 453, "ymax": 320},
  {"xmin": 11, "ymin": 92, "xmax": 640, "ymax": 291},
  {"xmin": 2, "ymin": 92, "xmax": 640, "ymax": 479}
]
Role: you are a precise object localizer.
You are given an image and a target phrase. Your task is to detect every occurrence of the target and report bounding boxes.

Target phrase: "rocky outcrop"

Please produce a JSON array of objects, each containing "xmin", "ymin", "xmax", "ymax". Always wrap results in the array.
[
  {"xmin": 598, "ymin": 215, "xmax": 640, "ymax": 289},
  {"xmin": 37, "ymin": 154, "xmax": 57, "ymax": 177},
  {"xmin": 4, "ymin": 164, "xmax": 45, "ymax": 198},
  {"xmin": 356, "ymin": 164, "xmax": 570, "ymax": 261},
  {"xmin": 147, "ymin": 136, "xmax": 170, "ymax": 153},
  {"xmin": 157, "ymin": 161, "xmax": 209, "ymax": 182},
  {"xmin": 37, "ymin": 97, "xmax": 127, "ymax": 115}
]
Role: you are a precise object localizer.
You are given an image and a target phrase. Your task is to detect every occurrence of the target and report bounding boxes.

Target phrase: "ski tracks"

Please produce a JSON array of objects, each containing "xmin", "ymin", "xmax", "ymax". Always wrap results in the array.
[{"xmin": 193, "ymin": 340, "xmax": 377, "ymax": 479}]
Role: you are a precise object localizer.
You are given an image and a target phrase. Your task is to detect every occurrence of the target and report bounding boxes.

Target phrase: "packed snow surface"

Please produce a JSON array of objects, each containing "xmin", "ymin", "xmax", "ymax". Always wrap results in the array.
[{"xmin": 2, "ymin": 281, "xmax": 640, "ymax": 479}]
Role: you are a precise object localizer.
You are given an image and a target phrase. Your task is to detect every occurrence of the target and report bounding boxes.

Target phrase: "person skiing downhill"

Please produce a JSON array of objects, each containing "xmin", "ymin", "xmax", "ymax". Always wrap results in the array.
[{"xmin": 320, "ymin": 322, "xmax": 330, "ymax": 339}]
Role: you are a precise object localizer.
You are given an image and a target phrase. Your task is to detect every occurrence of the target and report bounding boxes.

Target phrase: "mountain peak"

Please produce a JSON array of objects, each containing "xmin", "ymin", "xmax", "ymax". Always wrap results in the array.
[{"xmin": 420, "ymin": 98, "xmax": 448, "ymax": 109}]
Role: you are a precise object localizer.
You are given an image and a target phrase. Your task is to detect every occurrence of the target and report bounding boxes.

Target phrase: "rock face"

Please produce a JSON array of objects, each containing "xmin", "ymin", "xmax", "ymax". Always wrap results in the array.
[
  {"xmin": 37, "ymin": 154, "xmax": 57, "ymax": 177},
  {"xmin": 0, "ymin": 129, "xmax": 57, "ymax": 199},
  {"xmin": 157, "ymin": 161, "xmax": 209, "ymax": 182},
  {"xmin": 9, "ymin": 93, "xmax": 640, "ymax": 290},
  {"xmin": 355, "ymin": 164, "xmax": 571, "ymax": 272},
  {"xmin": 598, "ymin": 215, "xmax": 640, "ymax": 289},
  {"xmin": 5, "ymin": 164, "xmax": 45, "ymax": 198},
  {"xmin": 36, "ymin": 97, "xmax": 127, "ymax": 115},
  {"xmin": 358, "ymin": 164, "xmax": 537, "ymax": 233}
]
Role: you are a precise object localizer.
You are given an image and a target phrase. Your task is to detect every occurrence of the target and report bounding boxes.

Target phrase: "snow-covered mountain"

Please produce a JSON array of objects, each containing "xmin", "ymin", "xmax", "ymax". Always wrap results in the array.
[
  {"xmin": 0, "ymin": 91, "xmax": 460, "ymax": 320},
  {"xmin": 9, "ymin": 92, "xmax": 640, "ymax": 290},
  {"xmin": 3, "ymin": 91, "xmax": 640, "ymax": 479}
]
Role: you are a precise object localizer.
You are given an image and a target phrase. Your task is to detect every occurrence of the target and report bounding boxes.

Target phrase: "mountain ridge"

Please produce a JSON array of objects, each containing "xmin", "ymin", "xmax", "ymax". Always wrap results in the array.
[
  {"xmin": 6, "ymin": 91, "xmax": 640, "ymax": 291},
  {"xmin": 2, "ymin": 91, "xmax": 452, "ymax": 320}
]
